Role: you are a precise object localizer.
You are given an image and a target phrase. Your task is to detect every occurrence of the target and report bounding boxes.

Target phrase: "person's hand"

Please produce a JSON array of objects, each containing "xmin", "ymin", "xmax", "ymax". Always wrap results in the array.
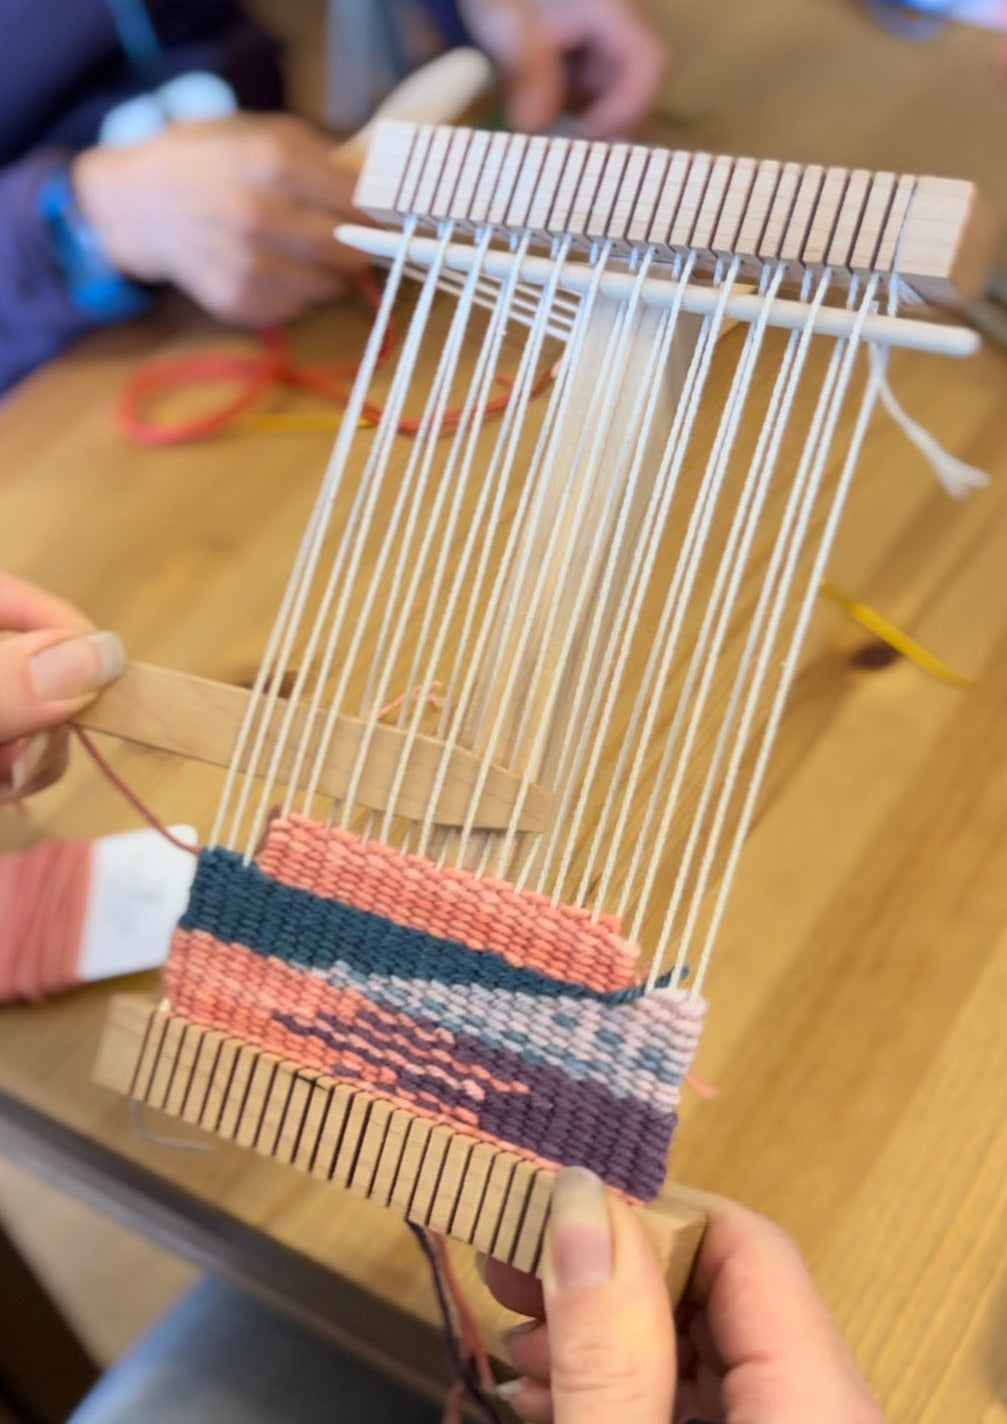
[
  {"xmin": 486, "ymin": 1168, "xmax": 886, "ymax": 1424},
  {"xmin": 457, "ymin": 0, "xmax": 666, "ymax": 138},
  {"xmin": 72, "ymin": 115, "xmax": 370, "ymax": 329},
  {"xmin": 0, "ymin": 573, "xmax": 125, "ymax": 803}
]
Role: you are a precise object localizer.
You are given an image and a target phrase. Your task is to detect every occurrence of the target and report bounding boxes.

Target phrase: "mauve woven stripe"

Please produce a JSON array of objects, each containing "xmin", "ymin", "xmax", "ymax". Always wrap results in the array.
[
  {"xmin": 275, "ymin": 1009, "xmax": 676, "ymax": 1196},
  {"xmin": 166, "ymin": 934, "xmax": 679, "ymax": 1197},
  {"xmin": 179, "ymin": 849, "xmax": 664, "ymax": 1003}
]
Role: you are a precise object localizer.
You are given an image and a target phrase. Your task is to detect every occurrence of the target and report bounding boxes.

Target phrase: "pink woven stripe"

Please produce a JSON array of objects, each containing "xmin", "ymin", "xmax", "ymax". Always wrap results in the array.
[{"xmin": 258, "ymin": 814, "xmax": 639, "ymax": 992}]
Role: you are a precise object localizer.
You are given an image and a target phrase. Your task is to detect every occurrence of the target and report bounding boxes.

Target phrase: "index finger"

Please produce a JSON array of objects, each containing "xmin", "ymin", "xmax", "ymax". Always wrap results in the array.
[
  {"xmin": 0, "ymin": 572, "xmax": 94, "ymax": 636},
  {"xmin": 690, "ymin": 1197, "xmax": 873, "ymax": 1405},
  {"xmin": 575, "ymin": 38, "xmax": 666, "ymax": 139},
  {"xmin": 484, "ymin": 1256, "xmax": 545, "ymax": 1320}
]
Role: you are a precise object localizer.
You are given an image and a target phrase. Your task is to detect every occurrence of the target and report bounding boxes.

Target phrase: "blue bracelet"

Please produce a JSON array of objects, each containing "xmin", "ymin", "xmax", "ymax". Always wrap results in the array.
[{"xmin": 37, "ymin": 165, "xmax": 153, "ymax": 322}]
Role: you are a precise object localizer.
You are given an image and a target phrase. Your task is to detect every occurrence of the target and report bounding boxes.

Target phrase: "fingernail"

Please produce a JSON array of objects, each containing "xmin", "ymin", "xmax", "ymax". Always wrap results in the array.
[
  {"xmin": 503, "ymin": 1319, "xmax": 540, "ymax": 1341},
  {"xmin": 546, "ymin": 1166, "xmax": 613, "ymax": 1292},
  {"xmin": 10, "ymin": 733, "xmax": 49, "ymax": 794},
  {"xmin": 494, "ymin": 1378, "xmax": 527, "ymax": 1400},
  {"xmin": 30, "ymin": 631, "xmax": 125, "ymax": 701}
]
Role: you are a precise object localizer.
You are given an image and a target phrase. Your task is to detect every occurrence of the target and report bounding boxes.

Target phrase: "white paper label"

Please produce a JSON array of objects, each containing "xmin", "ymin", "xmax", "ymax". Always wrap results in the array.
[{"xmin": 78, "ymin": 826, "xmax": 199, "ymax": 984}]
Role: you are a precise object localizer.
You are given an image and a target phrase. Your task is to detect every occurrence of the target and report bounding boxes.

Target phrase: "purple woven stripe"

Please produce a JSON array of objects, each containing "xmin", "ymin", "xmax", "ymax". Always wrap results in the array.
[{"xmin": 274, "ymin": 1006, "xmax": 676, "ymax": 1198}]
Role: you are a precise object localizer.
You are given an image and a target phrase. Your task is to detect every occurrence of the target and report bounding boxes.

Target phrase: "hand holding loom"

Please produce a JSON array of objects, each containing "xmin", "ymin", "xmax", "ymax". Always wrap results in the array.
[{"xmin": 0, "ymin": 570, "xmax": 123, "ymax": 802}]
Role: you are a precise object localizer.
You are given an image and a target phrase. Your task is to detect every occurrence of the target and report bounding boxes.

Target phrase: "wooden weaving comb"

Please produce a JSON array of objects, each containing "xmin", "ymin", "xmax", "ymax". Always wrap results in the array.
[{"xmin": 89, "ymin": 116, "xmax": 995, "ymax": 1306}]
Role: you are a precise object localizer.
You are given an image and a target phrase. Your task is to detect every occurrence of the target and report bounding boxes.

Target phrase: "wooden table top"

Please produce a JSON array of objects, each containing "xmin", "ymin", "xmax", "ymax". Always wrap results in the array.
[{"xmin": 2, "ymin": 4, "xmax": 1007, "ymax": 1418}]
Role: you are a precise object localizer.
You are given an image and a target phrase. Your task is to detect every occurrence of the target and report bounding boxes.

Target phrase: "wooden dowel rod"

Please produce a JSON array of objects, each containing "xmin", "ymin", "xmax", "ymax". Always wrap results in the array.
[{"xmin": 337, "ymin": 225, "xmax": 982, "ymax": 357}]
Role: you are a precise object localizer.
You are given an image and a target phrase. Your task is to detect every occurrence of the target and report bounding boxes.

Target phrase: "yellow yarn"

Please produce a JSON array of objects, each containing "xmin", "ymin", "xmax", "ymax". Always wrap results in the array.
[{"xmin": 820, "ymin": 578, "xmax": 973, "ymax": 690}]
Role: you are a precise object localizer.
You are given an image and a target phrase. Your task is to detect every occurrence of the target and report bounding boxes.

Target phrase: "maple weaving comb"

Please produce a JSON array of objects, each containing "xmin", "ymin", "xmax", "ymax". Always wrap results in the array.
[{"xmin": 87, "ymin": 117, "xmax": 995, "ymax": 1304}]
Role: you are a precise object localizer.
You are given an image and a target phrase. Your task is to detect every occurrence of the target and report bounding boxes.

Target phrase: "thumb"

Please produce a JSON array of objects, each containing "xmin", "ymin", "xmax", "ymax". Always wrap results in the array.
[
  {"xmin": 0, "ymin": 628, "xmax": 126, "ymax": 743},
  {"xmin": 544, "ymin": 1167, "xmax": 676, "ymax": 1424}
]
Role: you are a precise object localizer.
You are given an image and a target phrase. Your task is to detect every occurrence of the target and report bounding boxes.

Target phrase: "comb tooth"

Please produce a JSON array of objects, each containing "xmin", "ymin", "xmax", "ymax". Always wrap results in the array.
[
  {"xmin": 801, "ymin": 165, "xmax": 849, "ymax": 276},
  {"xmin": 200, "ymin": 1036, "xmax": 241, "ymax": 1136},
  {"xmin": 627, "ymin": 147, "xmax": 672, "ymax": 254},
  {"xmin": 510, "ymin": 1170, "xmax": 553, "ymax": 1273},
  {"xmin": 249, "ymin": 1061, "xmax": 291, "ymax": 1154},
  {"xmin": 487, "ymin": 132, "xmax": 531, "ymax": 231},
  {"xmin": 162, "ymin": 1022, "xmax": 201, "ymax": 1119},
  {"xmin": 407, "ymin": 1124, "xmax": 455, "ymax": 1225},
  {"xmin": 233, "ymin": 1054, "xmax": 276, "ymax": 1148},
  {"xmin": 668, "ymin": 152, "xmax": 712, "ymax": 259},
  {"xmin": 147, "ymin": 1016, "xmax": 186, "ymax": 1110},
  {"xmin": 585, "ymin": 143, "xmax": 631, "ymax": 246},
  {"xmin": 565, "ymin": 141, "xmax": 611, "ymax": 249},
  {"xmin": 690, "ymin": 153, "xmax": 734, "ymax": 268},
  {"xmin": 645, "ymin": 149, "xmax": 689, "ymax": 259},
  {"xmin": 546, "ymin": 138, "xmax": 590, "ymax": 239},
  {"xmin": 348, "ymin": 1098, "xmax": 394, "ymax": 1196},
  {"xmin": 396, "ymin": 122, "xmax": 437, "ymax": 223},
  {"xmin": 471, "ymin": 1154, "xmax": 518, "ymax": 1256},
  {"xmin": 430, "ymin": 127, "xmax": 473, "ymax": 224},
  {"xmin": 757, "ymin": 160, "xmax": 801, "ymax": 267},
  {"xmin": 369, "ymin": 1108, "xmax": 414, "ymax": 1206},
  {"xmin": 293, "ymin": 1079, "xmax": 332, "ymax": 1173},
  {"xmin": 469, "ymin": 130, "xmax": 511, "ymax": 230},
  {"xmin": 412, "ymin": 124, "xmax": 455, "ymax": 224},
  {"xmin": 607, "ymin": 143, "xmax": 651, "ymax": 254},
  {"xmin": 312, "ymin": 1085, "xmax": 354, "ymax": 1182},
  {"xmin": 526, "ymin": 135, "xmax": 570, "ymax": 244},
  {"xmin": 735, "ymin": 158, "xmax": 779, "ymax": 279},
  {"xmin": 779, "ymin": 163, "xmax": 825, "ymax": 285},
  {"xmin": 426, "ymin": 1135, "xmax": 475, "ymax": 1234},
  {"xmin": 354, "ymin": 118, "xmax": 418, "ymax": 221},
  {"xmin": 217, "ymin": 1042, "xmax": 257, "ymax": 1139},
  {"xmin": 276, "ymin": 1073, "xmax": 315, "ymax": 1165},
  {"xmin": 826, "ymin": 168, "xmax": 872, "ymax": 273},
  {"xmin": 177, "ymin": 1031, "xmax": 221, "ymax": 1127},
  {"xmin": 333, "ymin": 1093, "xmax": 377, "ymax": 1186},
  {"xmin": 130, "ymin": 1006, "xmax": 169, "ymax": 1101},
  {"xmin": 448, "ymin": 1141, "xmax": 496, "ymax": 1242},
  {"xmin": 711, "ymin": 156, "xmax": 756, "ymax": 265},
  {"xmin": 849, "ymin": 170, "xmax": 897, "ymax": 278},
  {"xmin": 491, "ymin": 1166, "xmax": 537, "ymax": 1264},
  {"xmin": 450, "ymin": 127, "xmax": 492, "ymax": 234},
  {"xmin": 389, "ymin": 1118, "xmax": 436, "ymax": 1213},
  {"xmin": 506, "ymin": 134, "xmax": 550, "ymax": 235},
  {"xmin": 873, "ymin": 173, "xmax": 917, "ymax": 281}
]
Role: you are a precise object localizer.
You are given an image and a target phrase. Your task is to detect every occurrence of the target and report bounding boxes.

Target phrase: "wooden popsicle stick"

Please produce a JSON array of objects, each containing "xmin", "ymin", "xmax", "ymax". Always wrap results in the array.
[
  {"xmin": 95, "ymin": 995, "xmax": 707, "ymax": 1305},
  {"xmin": 73, "ymin": 662, "xmax": 551, "ymax": 832}
]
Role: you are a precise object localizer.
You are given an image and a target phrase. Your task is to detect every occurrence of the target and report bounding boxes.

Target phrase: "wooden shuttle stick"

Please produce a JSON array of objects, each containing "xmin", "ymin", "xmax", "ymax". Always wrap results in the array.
[{"xmin": 74, "ymin": 662, "xmax": 552, "ymax": 832}]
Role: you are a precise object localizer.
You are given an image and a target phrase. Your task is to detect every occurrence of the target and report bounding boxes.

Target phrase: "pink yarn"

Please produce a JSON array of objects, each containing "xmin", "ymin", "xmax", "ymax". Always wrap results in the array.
[{"xmin": 0, "ymin": 838, "xmax": 92, "ymax": 1002}]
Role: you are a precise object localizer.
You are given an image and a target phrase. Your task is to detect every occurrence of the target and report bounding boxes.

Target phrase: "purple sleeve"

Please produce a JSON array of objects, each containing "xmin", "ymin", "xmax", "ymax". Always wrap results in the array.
[
  {"xmin": 0, "ymin": 147, "xmax": 98, "ymax": 395},
  {"xmin": 421, "ymin": 0, "xmax": 470, "ymax": 47}
]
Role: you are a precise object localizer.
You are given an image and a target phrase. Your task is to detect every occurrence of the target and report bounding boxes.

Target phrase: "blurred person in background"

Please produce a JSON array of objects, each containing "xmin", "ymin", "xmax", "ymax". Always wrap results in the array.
[{"xmin": 0, "ymin": 0, "xmax": 665, "ymax": 394}]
